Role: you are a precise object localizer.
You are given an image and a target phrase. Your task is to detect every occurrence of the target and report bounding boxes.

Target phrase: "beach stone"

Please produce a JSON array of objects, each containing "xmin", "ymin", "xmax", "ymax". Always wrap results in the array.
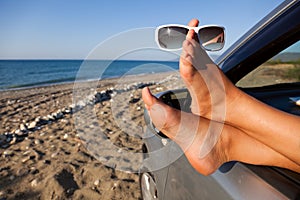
[
  {"xmin": 64, "ymin": 108, "xmax": 71, "ymax": 114},
  {"xmin": 3, "ymin": 150, "xmax": 14, "ymax": 157},
  {"xmin": 30, "ymin": 167, "xmax": 39, "ymax": 175},
  {"xmin": 51, "ymin": 152, "xmax": 58, "ymax": 158},
  {"xmin": 34, "ymin": 139, "xmax": 42, "ymax": 145},
  {"xmin": 61, "ymin": 119, "xmax": 68, "ymax": 123},
  {"xmin": 111, "ymin": 182, "xmax": 118, "ymax": 190},
  {"xmin": 7, "ymin": 100, "xmax": 15, "ymax": 105},
  {"xmin": 31, "ymin": 179, "xmax": 38, "ymax": 187},
  {"xmin": 20, "ymin": 124, "xmax": 27, "ymax": 131},
  {"xmin": 14, "ymin": 129, "xmax": 21, "ymax": 134},
  {"xmin": 39, "ymin": 132, "xmax": 46, "ymax": 136},
  {"xmin": 0, "ymin": 190, "xmax": 5, "ymax": 198},
  {"xmin": 28, "ymin": 121, "xmax": 37, "ymax": 130},
  {"xmin": 37, "ymin": 117, "xmax": 49, "ymax": 126},
  {"xmin": 77, "ymin": 100, "xmax": 86, "ymax": 108},
  {"xmin": 100, "ymin": 111, "xmax": 106, "ymax": 115},
  {"xmin": 9, "ymin": 137, "xmax": 17, "ymax": 145},
  {"xmin": 94, "ymin": 179, "xmax": 100, "ymax": 186},
  {"xmin": 23, "ymin": 150, "xmax": 31, "ymax": 156},
  {"xmin": 156, "ymin": 87, "xmax": 163, "ymax": 91},
  {"xmin": 42, "ymin": 115, "xmax": 50, "ymax": 121},
  {"xmin": 47, "ymin": 114, "xmax": 55, "ymax": 121},
  {"xmin": 34, "ymin": 116, "xmax": 41, "ymax": 122},
  {"xmin": 69, "ymin": 104, "xmax": 76, "ymax": 110},
  {"xmin": 54, "ymin": 111, "xmax": 64, "ymax": 119},
  {"xmin": 22, "ymin": 156, "xmax": 31, "ymax": 163}
]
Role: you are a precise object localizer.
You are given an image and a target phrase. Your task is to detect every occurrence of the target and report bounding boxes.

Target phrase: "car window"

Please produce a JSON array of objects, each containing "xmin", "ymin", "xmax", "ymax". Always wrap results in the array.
[{"xmin": 236, "ymin": 40, "xmax": 300, "ymax": 88}]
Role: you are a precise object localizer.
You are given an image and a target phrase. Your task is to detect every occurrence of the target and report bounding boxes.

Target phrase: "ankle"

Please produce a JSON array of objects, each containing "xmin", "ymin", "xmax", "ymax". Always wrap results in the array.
[
  {"xmin": 225, "ymin": 84, "xmax": 245, "ymax": 124},
  {"xmin": 216, "ymin": 125, "xmax": 231, "ymax": 164}
]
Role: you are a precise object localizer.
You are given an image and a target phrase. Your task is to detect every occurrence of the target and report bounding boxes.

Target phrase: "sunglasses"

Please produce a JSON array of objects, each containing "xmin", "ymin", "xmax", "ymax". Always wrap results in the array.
[{"xmin": 155, "ymin": 24, "xmax": 225, "ymax": 51}]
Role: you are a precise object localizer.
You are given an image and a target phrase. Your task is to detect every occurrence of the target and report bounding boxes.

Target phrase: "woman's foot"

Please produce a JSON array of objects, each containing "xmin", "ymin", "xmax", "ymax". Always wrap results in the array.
[
  {"xmin": 142, "ymin": 87, "xmax": 300, "ymax": 175},
  {"xmin": 180, "ymin": 19, "xmax": 242, "ymax": 122},
  {"xmin": 142, "ymin": 87, "xmax": 228, "ymax": 175}
]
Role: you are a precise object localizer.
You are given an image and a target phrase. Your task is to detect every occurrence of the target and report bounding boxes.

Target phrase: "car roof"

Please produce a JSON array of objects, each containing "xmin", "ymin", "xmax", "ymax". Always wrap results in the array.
[{"xmin": 217, "ymin": 0, "xmax": 300, "ymax": 83}]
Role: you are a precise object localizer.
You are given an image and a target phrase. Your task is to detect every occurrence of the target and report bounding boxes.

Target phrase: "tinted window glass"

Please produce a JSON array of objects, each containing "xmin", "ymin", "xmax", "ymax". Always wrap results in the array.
[{"xmin": 236, "ymin": 41, "xmax": 300, "ymax": 88}]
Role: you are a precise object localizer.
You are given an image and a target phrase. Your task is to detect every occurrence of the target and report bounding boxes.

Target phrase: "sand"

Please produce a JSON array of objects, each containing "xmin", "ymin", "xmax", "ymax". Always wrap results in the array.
[{"xmin": 0, "ymin": 71, "xmax": 185, "ymax": 200}]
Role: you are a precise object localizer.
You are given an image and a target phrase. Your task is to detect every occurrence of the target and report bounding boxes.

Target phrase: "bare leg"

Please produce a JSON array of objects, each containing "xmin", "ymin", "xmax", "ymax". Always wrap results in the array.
[
  {"xmin": 180, "ymin": 19, "xmax": 300, "ymax": 165},
  {"xmin": 142, "ymin": 87, "xmax": 300, "ymax": 175}
]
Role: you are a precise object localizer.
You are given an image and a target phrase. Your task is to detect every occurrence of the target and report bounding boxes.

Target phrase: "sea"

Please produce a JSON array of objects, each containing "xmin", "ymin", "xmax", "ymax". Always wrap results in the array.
[{"xmin": 0, "ymin": 60, "xmax": 179, "ymax": 90}]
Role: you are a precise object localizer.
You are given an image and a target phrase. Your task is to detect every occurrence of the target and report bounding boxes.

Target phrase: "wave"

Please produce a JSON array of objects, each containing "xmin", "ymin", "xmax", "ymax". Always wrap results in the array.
[
  {"xmin": 5, "ymin": 77, "xmax": 77, "ymax": 90},
  {"xmin": 0, "ymin": 60, "xmax": 179, "ymax": 91}
]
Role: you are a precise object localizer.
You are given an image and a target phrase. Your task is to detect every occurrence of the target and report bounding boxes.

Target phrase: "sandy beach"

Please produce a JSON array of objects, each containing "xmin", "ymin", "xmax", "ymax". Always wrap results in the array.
[{"xmin": 0, "ymin": 71, "xmax": 184, "ymax": 199}]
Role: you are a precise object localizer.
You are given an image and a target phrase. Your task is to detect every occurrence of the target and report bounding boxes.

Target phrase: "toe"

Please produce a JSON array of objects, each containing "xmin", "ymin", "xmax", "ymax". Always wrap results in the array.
[
  {"xmin": 188, "ymin": 19, "xmax": 199, "ymax": 27},
  {"xmin": 142, "ymin": 87, "xmax": 156, "ymax": 109}
]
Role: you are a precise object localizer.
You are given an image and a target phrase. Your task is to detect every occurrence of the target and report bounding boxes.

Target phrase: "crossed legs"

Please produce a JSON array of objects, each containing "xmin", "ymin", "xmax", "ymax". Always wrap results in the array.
[{"xmin": 142, "ymin": 19, "xmax": 300, "ymax": 175}]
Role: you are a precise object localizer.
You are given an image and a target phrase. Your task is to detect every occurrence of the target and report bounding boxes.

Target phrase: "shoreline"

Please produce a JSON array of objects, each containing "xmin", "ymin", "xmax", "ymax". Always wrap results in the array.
[
  {"xmin": 0, "ymin": 59, "xmax": 180, "ymax": 92},
  {"xmin": 0, "ymin": 70, "xmax": 181, "ymax": 135},
  {"xmin": 0, "ymin": 71, "xmax": 178, "ymax": 93}
]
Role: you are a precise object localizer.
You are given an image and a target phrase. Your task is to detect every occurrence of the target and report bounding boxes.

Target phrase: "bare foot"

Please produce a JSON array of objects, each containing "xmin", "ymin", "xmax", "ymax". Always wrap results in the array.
[
  {"xmin": 142, "ymin": 87, "xmax": 228, "ymax": 175},
  {"xmin": 142, "ymin": 87, "xmax": 300, "ymax": 175},
  {"xmin": 180, "ymin": 19, "xmax": 242, "ymax": 123}
]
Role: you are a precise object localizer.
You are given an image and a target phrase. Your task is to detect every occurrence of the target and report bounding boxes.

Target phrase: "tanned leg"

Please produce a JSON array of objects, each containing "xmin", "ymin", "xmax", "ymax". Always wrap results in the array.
[
  {"xmin": 142, "ymin": 87, "xmax": 300, "ymax": 175},
  {"xmin": 180, "ymin": 19, "xmax": 300, "ymax": 165}
]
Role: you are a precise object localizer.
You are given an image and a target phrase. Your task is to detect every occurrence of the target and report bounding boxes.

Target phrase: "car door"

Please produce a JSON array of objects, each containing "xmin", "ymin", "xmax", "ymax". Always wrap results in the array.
[{"xmin": 141, "ymin": 1, "xmax": 300, "ymax": 199}]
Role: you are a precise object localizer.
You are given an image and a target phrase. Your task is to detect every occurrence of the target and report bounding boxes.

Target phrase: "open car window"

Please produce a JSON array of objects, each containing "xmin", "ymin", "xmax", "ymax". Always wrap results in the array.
[{"xmin": 236, "ymin": 40, "xmax": 300, "ymax": 88}]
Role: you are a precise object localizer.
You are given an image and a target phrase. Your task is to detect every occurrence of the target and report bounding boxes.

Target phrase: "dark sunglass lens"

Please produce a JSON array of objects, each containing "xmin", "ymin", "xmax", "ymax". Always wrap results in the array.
[
  {"xmin": 158, "ymin": 27, "xmax": 188, "ymax": 49},
  {"xmin": 198, "ymin": 27, "xmax": 225, "ymax": 51}
]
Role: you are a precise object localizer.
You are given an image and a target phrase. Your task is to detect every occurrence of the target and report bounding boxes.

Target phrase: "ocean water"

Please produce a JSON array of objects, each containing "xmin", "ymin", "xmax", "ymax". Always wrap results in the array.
[{"xmin": 0, "ymin": 60, "xmax": 179, "ymax": 90}]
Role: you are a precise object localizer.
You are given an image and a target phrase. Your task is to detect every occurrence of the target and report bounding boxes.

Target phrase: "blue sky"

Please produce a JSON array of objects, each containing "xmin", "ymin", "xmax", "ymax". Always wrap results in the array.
[{"xmin": 0, "ymin": 0, "xmax": 284, "ymax": 60}]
